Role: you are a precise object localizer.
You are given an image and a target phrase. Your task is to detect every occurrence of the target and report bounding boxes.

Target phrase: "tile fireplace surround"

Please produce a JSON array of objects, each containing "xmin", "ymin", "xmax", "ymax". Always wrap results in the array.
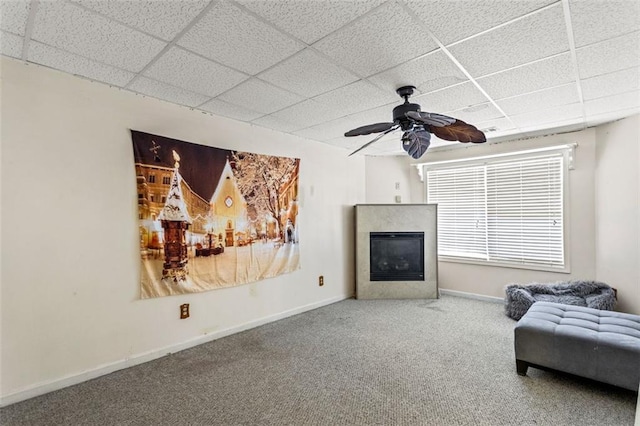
[{"xmin": 355, "ymin": 204, "xmax": 438, "ymax": 299}]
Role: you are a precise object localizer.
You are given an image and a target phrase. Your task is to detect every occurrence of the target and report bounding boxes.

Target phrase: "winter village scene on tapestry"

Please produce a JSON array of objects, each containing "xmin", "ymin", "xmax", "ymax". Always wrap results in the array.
[{"xmin": 132, "ymin": 131, "xmax": 300, "ymax": 298}]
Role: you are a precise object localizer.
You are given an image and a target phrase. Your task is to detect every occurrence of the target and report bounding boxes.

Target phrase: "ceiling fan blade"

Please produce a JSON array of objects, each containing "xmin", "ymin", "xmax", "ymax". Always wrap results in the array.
[
  {"xmin": 406, "ymin": 111, "xmax": 456, "ymax": 127},
  {"xmin": 348, "ymin": 125, "xmax": 400, "ymax": 156},
  {"xmin": 401, "ymin": 128, "xmax": 431, "ymax": 159},
  {"xmin": 428, "ymin": 120, "xmax": 487, "ymax": 143},
  {"xmin": 344, "ymin": 122, "xmax": 395, "ymax": 137}
]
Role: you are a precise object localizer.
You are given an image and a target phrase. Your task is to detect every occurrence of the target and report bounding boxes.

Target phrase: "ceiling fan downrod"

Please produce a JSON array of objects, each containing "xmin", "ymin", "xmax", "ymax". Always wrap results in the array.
[{"xmin": 393, "ymin": 86, "xmax": 420, "ymax": 130}]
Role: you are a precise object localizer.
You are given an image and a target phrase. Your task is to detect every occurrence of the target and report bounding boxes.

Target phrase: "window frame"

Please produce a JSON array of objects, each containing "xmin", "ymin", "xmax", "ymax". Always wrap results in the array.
[{"xmin": 419, "ymin": 145, "xmax": 574, "ymax": 273}]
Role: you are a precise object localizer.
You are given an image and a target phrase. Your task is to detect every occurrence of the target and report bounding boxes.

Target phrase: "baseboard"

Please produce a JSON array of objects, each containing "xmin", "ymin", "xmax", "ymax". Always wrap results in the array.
[
  {"xmin": 439, "ymin": 288, "xmax": 504, "ymax": 304},
  {"xmin": 0, "ymin": 294, "xmax": 349, "ymax": 408}
]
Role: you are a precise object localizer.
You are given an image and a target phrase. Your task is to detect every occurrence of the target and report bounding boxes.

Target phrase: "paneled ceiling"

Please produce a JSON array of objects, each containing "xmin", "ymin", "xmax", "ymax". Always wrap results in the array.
[{"xmin": 2, "ymin": 0, "xmax": 639, "ymax": 155}]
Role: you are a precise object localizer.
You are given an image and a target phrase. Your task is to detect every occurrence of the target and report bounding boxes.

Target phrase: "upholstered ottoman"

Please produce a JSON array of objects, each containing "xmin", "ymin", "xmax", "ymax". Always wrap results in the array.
[{"xmin": 514, "ymin": 302, "xmax": 640, "ymax": 391}]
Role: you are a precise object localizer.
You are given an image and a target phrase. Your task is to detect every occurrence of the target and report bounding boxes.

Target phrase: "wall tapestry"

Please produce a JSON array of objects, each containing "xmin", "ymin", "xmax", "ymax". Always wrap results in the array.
[{"xmin": 131, "ymin": 130, "xmax": 300, "ymax": 299}]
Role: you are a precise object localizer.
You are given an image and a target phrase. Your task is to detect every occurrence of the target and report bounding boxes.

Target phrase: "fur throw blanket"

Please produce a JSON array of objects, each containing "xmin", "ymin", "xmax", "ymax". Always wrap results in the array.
[{"xmin": 504, "ymin": 280, "xmax": 616, "ymax": 320}]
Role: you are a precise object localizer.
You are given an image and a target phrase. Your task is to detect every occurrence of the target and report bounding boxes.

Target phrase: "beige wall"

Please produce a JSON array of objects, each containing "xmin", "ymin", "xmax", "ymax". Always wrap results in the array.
[
  {"xmin": 366, "ymin": 117, "xmax": 640, "ymax": 314},
  {"xmin": 364, "ymin": 155, "xmax": 415, "ymax": 204},
  {"xmin": 594, "ymin": 115, "xmax": 640, "ymax": 314},
  {"xmin": 0, "ymin": 58, "xmax": 365, "ymax": 404}
]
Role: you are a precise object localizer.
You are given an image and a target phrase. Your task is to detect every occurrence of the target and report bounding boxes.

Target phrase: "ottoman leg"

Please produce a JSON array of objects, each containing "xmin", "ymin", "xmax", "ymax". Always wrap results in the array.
[{"xmin": 516, "ymin": 359, "xmax": 529, "ymax": 376}]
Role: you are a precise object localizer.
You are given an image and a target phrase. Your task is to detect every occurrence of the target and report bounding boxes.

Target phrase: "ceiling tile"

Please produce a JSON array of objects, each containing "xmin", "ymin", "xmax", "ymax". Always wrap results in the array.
[
  {"xmin": 128, "ymin": 76, "xmax": 211, "ymax": 107},
  {"xmin": 428, "ymin": 138, "xmax": 460, "ymax": 149},
  {"xmin": 270, "ymin": 98, "xmax": 346, "ymax": 127},
  {"xmin": 251, "ymin": 114, "xmax": 306, "ymax": 134},
  {"xmin": 576, "ymin": 32, "xmax": 640, "ymax": 79},
  {"xmin": 448, "ymin": 3, "xmax": 569, "ymax": 77},
  {"xmin": 257, "ymin": 49, "xmax": 358, "ymax": 97},
  {"xmin": 332, "ymin": 136, "xmax": 370, "ymax": 151},
  {"xmin": 322, "ymin": 137, "xmax": 354, "ymax": 150},
  {"xmin": 473, "ymin": 117, "xmax": 517, "ymax": 134},
  {"xmin": 293, "ymin": 119, "xmax": 352, "ymax": 142},
  {"xmin": 178, "ymin": 1, "xmax": 304, "ymax": 75},
  {"xmin": 0, "ymin": 0, "xmax": 30, "ymax": 35},
  {"xmin": 27, "ymin": 41, "xmax": 135, "ymax": 87},
  {"xmin": 295, "ymin": 102, "xmax": 399, "ymax": 143},
  {"xmin": 477, "ymin": 53, "xmax": 575, "ymax": 100},
  {"xmin": 447, "ymin": 103, "xmax": 504, "ymax": 124},
  {"xmin": 585, "ymin": 107, "xmax": 640, "ymax": 127},
  {"xmin": 313, "ymin": 2, "xmax": 439, "ymax": 77},
  {"xmin": 1, "ymin": 31, "xmax": 23, "ymax": 58},
  {"xmin": 295, "ymin": 109, "xmax": 397, "ymax": 143},
  {"xmin": 414, "ymin": 82, "xmax": 489, "ymax": 114},
  {"xmin": 144, "ymin": 47, "xmax": 249, "ymax": 97},
  {"xmin": 584, "ymin": 91, "xmax": 640, "ymax": 116},
  {"xmin": 404, "ymin": 0, "xmax": 556, "ymax": 46},
  {"xmin": 497, "ymin": 83, "xmax": 580, "ymax": 116},
  {"xmin": 368, "ymin": 49, "xmax": 467, "ymax": 95},
  {"xmin": 521, "ymin": 118, "xmax": 585, "ymax": 136},
  {"xmin": 312, "ymin": 80, "xmax": 398, "ymax": 118},
  {"xmin": 568, "ymin": 0, "xmax": 640, "ymax": 48},
  {"xmin": 32, "ymin": 1, "xmax": 166, "ymax": 72},
  {"xmin": 72, "ymin": 0, "xmax": 209, "ymax": 41},
  {"xmin": 236, "ymin": 0, "xmax": 385, "ymax": 44},
  {"xmin": 581, "ymin": 67, "xmax": 640, "ymax": 101},
  {"xmin": 510, "ymin": 103, "xmax": 583, "ymax": 128},
  {"xmin": 217, "ymin": 78, "xmax": 304, "ymax": 114},
  {"xmin": 199, "ymin": 98, "xmax": 265, "ymax": 122},
  {"xmin": 343, "ymin": 102, "xmax": 401, "ymax": 129}
]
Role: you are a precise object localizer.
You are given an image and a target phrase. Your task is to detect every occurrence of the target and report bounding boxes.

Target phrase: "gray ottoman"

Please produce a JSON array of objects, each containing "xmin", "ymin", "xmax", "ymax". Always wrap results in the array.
[{"xmin": 514, "ymin": 302, "xmax": 640, "ymax": 391}]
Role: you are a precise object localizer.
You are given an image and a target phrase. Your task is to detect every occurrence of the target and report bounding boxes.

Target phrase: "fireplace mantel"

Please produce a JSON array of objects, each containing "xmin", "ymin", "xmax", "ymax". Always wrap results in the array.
[{"xmin": 355, "ymin": 204, "xmax": 438, "ymax": 299}]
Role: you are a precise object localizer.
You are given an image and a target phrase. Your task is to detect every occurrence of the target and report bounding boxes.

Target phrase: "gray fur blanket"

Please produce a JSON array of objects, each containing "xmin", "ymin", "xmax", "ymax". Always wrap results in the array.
[{"xmin": 504, "ymin": 280, "xmax": 616, "ymax": 320}]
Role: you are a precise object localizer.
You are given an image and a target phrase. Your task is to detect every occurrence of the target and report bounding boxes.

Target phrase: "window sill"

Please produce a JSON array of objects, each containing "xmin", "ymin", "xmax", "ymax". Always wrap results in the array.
[{"xmin": 437, "ymin": 256, "xmax": 570, "ymax": 274}]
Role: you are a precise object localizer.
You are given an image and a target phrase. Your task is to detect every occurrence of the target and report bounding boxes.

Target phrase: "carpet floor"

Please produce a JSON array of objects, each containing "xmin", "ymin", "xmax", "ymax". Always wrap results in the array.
[{"xmin": 1, "ymin": 295, "xmax": 637, "ymax": 425}]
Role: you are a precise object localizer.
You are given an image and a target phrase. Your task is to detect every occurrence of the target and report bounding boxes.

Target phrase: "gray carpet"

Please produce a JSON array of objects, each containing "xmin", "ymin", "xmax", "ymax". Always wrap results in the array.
[{"xmin": 1, "ymin": 295, "xmax": 637, "ymax": 425}]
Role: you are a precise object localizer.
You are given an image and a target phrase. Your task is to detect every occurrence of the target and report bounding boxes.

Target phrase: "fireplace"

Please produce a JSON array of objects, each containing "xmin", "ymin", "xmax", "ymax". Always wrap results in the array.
[
  {"xmin": 355, "ymin": 204, "xmax": 438, "ymax": 299},
  {"xmin": 370, "ymin": 232, "xmax": 424, "ymax": 281}
]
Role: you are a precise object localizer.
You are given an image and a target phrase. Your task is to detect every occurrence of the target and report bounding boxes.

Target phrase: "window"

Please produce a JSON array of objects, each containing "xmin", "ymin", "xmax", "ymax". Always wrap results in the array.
[
  {"xmin": 423, "ymin": 146, "xmax": 571, "ymax": 271},
  {"xmin": 148, "ymin": 174, "xmax": 156, "ymax": 183},
  {"xmin": 163, "ymin": 176, "xmax": 171, "ymax": 185}
]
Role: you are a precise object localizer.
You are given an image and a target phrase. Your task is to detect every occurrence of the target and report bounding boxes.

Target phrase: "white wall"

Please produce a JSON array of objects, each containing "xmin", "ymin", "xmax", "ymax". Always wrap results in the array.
[
  {"xmin": 0, "ymin": 58, "xmax": 365, "ymax": 404},
  {"xmin": 594, "ymin": 115, "xmax": 640, "ymax": 314}
]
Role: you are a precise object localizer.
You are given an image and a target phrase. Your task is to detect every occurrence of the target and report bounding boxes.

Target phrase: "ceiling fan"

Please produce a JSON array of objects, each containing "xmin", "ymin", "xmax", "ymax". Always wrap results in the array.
[{"xmin": 344, "ymin": 85, "xmax": 487, "ymax": 159}]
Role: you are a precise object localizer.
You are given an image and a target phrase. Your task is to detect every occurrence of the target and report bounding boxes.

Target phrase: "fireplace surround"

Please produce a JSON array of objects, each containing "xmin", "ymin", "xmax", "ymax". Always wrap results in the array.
[{"xmin": 355, "ymin": 204, "xmax": 438, "ymax": 299}]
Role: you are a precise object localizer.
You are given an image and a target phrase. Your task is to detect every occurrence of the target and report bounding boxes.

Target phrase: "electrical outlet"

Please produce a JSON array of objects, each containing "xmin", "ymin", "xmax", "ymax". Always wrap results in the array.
[
  {"xmin": 319, "ymin": 276, "xmax": 324, "ymax": 286},
  {"xmin": 180, "ymin": 303, "xmax": 190, "ymax": 319}
]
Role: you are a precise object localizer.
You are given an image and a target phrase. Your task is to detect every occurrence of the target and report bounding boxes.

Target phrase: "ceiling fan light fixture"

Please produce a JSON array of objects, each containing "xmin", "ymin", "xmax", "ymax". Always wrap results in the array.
[{"xmin": 402, "ymin": 128, "xmax": 431, "ymax": 159}]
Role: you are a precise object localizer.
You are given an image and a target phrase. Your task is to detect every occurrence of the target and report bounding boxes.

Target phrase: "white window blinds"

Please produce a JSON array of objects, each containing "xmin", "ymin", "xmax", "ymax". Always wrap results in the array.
[
  {"xmin": 427, "ymin": 165, "xmax": 487, "ymax": 259},
  {"xmin": 426, "ymin": 150, "xmax": 567, "ymax": 270}
]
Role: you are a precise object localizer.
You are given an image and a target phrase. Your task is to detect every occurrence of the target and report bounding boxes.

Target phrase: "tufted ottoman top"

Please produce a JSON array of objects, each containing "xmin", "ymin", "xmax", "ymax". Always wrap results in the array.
[{"xmin": 524, "ymin": 301, "xmax": 640, "ymax": 339}]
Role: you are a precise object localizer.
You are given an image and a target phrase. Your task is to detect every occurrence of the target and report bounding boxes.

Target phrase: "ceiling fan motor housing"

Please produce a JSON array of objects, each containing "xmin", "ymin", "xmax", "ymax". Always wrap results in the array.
[{"xmin": 393, "ymin": 102, "xmax": 421, "ymax": 130}]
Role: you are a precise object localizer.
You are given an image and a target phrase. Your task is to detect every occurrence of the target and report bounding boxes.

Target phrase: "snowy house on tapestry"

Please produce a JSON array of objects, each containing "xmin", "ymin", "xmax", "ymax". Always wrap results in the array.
[
  {"xmin": 209, "ymin": 158, "xmax": 248, "ymax": 247},
  {"xmin": 158, "ymin": 152, "xmax": 192, "ymax": 282}
]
